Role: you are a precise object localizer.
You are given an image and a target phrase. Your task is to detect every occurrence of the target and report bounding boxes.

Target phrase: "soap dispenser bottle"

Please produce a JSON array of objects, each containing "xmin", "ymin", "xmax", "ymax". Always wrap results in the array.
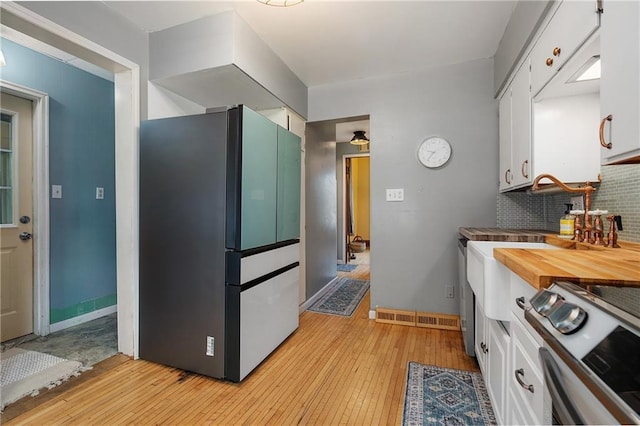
[{"xmin": 560, "ymin": 203, "xmax": 575, "ymax": 239}]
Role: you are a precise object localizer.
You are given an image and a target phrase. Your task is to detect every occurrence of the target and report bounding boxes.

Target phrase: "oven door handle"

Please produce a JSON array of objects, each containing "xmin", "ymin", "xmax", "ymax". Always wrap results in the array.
[{"xmin": 539, "ymin": 347, "xmax": 585, "ymax": 425}]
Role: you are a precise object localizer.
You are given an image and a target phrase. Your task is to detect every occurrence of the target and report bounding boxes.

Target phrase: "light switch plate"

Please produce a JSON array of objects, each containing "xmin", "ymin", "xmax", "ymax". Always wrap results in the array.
[
  {"xmin": 570, "ymin": 196, "xmax": 584, "ymax": 211},
  {"xmin": 52, "ymin": 185, "xmax": 62, "ymax": 199},
  {"xmin": 96, "ymin": 187, "xmax": 104, "ymax": 199},
  {"xmin": 386, "ymin": 188, "xmax": 404, "ymax": 202}
]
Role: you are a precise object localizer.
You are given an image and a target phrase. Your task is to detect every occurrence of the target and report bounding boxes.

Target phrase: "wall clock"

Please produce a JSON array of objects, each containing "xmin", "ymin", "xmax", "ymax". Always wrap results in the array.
[{"xmin": 417, "ymin": 136, "xmax": 452, "ymax": 168}]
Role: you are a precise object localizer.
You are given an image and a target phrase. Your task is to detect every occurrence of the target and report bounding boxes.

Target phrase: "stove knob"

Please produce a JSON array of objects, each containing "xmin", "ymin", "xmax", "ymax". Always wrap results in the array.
[
  {"xmin": 546, "ymin": 301, "xmax": 588, "ymax": 334},
  {"xmin": 530, "ymin": 289, "xmax": 565, "ymax": 317}
]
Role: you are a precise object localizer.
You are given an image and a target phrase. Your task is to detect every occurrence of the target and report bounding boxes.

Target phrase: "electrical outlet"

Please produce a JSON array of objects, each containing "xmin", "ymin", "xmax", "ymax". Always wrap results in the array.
[
  {"xmin": 96, "ymin": 187, "xmax": 104, "ymax": 199},
  {"xmin": 570, "ymin": 196, "xmax": 584, "ymax": 211},
  {"xmin": 386, "ymin": 188, "xmax": 404, "ymax": 202},
  {"xmin": 52, "ymin": 185, "xmax": 62, "ymax": 199},
  {"xmin": 446, "ymin": 285, "xmax": 455, "ymax": 299}
]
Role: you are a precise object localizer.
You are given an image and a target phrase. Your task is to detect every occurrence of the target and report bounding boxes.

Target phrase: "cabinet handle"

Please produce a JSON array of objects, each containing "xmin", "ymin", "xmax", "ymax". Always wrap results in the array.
[
  {"xmin": 599, "ymin": 114, "xmax": 613, "ymax": 149},
  {"xmin": 505, "ymin": 169, "xmax": 511, "ymax": 185},
  {"xmin": 521, "ymin": 160, "xmax": 529, "ymax": 178},
  {"xmin": 546, "ymin": 57, "xmax": 553, "ymax": 67},
  {"xmin": 515, "ymin": 368, "xmax": 535, "ymax": 393},
  {"xmin": 480, "ymin": 342, "xmax": 488, "ymax": 354},
  {"xmin": 553, "ymin": 47, "xmax": 561, "ymax": 57},
  {"xmin": 515, "ymin": 297, "xmax": 526, "ymax": 310}
]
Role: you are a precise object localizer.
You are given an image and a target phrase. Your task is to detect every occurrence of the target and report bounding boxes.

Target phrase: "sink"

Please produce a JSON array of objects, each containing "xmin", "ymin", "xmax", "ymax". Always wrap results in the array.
[{"xmin": 467, "ymin": 241, "xmax": 555, "ymax": 321}]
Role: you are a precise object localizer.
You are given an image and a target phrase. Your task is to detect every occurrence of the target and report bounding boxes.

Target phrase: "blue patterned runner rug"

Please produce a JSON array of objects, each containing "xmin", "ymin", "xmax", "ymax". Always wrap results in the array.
[
  {"xmin": 402, "ymin": 362, "xmax": 496, "ymax": 426},
  {"xmin": 308, "ymin": 277, "xmax": 369, "ymax": 317},
  {"xmin": 337, "ymin": 263, "xmax": 357, "ymax": 272}
]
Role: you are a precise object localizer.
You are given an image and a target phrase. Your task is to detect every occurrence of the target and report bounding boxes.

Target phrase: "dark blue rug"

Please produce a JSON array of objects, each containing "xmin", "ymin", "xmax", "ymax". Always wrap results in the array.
[
  {"xmin": 402, "ymin": 362, "xmax": 496, "ymax": 426},
  {"xmin": 337, "ymin": 263, "xmax": 357, "ymax": 272},
  {"xmin": 308, "ymin": 277, "xmax": 369, "ymax": 317}
]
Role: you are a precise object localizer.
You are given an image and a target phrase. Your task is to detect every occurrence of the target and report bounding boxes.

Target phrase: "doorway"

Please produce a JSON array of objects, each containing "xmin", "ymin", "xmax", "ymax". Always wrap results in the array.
[
  {"xmin": 343, "ymin": 154, "xmax": 370, "ymax": 266},
  {"xmin": 1, "ymin": 2, "xmax": 140, "ymax": 357}
]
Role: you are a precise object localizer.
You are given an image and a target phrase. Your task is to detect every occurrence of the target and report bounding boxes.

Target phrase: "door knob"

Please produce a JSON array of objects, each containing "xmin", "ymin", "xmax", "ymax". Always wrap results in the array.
[
  {"xmin": 20, "ymin": 216, "xmax": 31, "ymax": 224},
  {"xmin": 19, "ymin": 232, "xmax": 33, "ymax": 241}
]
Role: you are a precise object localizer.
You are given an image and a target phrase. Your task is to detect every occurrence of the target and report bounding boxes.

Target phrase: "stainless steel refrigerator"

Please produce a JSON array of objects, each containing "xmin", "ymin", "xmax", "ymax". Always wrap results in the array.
[{"xmin": 139, "ymin": 105, "xmax": 301, "ymax": 382}]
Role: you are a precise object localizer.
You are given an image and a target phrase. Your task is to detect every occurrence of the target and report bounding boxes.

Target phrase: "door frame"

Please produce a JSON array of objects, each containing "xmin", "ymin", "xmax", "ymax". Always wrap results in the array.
[
  {"xmin": 1, "ymin": 2, "xmax": 141, "ymax": 357},
  {"xmin": 0, "ymin": 80, "xmax": 49, "ymax": 336},
  {"xmin": 340, "ymin": 152, "xmax": 370, "ymax": 263}
]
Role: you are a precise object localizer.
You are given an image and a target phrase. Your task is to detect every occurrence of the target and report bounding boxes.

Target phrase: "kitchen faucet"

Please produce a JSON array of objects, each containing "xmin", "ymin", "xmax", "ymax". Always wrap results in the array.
[{"xmin": 531, "ymin": 174, "xmax": 596, "ymax": 243}]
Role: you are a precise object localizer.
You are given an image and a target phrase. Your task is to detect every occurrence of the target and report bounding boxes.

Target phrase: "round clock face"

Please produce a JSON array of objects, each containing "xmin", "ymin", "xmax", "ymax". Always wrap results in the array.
[{"xmin": 417, "ymin": 137, "xmax": 452, "ymax": 168}]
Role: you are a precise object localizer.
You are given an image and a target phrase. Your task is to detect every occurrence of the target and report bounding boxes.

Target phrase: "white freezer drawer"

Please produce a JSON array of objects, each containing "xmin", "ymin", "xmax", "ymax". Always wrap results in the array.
[{"xmin": 239, "ymin": 266, "xmax": 299, "ymax": 380}]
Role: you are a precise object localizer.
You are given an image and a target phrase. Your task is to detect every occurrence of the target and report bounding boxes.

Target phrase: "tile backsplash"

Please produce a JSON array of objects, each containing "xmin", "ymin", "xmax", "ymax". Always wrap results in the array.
[
  {"xmin": 498, "ymin": 164, "xmax": 640, "ymax": 317},
  {"xmin": 498, "ymin": 164, "xmax": 640, "ymax": 242}
]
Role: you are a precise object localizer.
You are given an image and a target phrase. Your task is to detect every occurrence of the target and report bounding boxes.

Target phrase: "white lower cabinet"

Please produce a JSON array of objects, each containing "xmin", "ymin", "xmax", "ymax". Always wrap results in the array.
[
  {"xmin": 487, "ymin": 319, "xmax": 509, "ymax": 425},
  {"xmin": 475, "ymin": 301, "xmax": 509, "ymax": 425}
]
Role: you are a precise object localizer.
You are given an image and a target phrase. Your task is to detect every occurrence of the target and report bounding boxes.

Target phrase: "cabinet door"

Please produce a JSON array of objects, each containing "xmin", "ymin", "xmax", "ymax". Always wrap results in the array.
[
  {"xmin": 276, "ymin": 127, "xmax": 301, "ymax": 242},
  {"xmin": 474, "ymin": 301, "xmax": 487, "ymax": 374},
  {"xmin": 488, "ymin": 320, "xmax": 509, "ymax": 425},
  {"xmin": 530, "ymin": 0, "xmax": 601, "ymax": 96},
  {"xmin": 600, "ymin": 0, "xmax": 640, "ymax": 164},
  {"xmin": 241, "ymin": 106, "xmax": 278, "ymax": 250},
  {"xmin": 511, "ymin": 62, "xmax": 532, "ymax": 188},
  {"xmin": 499, "ymin": 90, "xmax": 513, "ymax": 192}
]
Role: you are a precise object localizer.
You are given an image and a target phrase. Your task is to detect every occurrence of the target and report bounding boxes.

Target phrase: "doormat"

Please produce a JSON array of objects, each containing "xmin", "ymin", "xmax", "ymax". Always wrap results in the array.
[
  {"xmin": 337, "ymin": 263, "xmax": 357, "ymax": 272},
  {"xmin": 402, "ymin": 362, "xmax": 496, "ymax": 426},
  {"xmin": 0, "ymin": 348, "xmax": 86, "ymax": 410},
  {"xmin": 308, "ymin": 277, "xmax": 369, "ymax": 316}
]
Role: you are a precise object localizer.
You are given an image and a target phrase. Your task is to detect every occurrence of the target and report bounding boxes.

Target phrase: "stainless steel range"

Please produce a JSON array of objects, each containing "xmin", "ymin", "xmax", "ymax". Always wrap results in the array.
[{"xmin": 525, "ymin": 281, "xmax": 640, "ymax": 425}]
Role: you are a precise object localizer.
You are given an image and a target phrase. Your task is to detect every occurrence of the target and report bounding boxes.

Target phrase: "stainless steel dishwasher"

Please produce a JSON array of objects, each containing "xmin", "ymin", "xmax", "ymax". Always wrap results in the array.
[{"xmin": 457, "ymin": 237, "xmax": 475, "ymax": 357}]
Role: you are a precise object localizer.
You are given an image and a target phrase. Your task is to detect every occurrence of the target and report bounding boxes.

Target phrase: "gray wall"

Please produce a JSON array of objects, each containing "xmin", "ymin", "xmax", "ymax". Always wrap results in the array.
[
  {"xmin": 493, "ymin": 0, "xmax": 554, "ymax": 96},
  {"xmin": 305, "ymin": 122, "xmax": 338, "ymax": 299},
  {"xmin": 308, "ymin": 58, "xmax": 499, "ymax": 314},
  {"xmin": 18, "ymin": 1, "xmax": 149, "ymax": 119}
]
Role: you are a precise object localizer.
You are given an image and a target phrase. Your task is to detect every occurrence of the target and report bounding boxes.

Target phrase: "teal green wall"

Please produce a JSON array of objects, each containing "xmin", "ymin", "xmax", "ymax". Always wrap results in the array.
[{"xmin": 0, "ymin": 38, "xmax": 117, "ymax": 323}]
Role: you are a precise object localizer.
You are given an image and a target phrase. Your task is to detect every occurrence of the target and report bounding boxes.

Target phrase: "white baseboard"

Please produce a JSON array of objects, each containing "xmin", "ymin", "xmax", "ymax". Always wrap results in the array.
[
  {"xmin": 299, "ymin": 276, "xmax": 339, "ymax": 314},
  {"xmin": 49, "ymin": 305, "xmax": 117, "ymax": 333},
  {"xmin": 369, "ymin": 310, "xmax": 376, "ymax": 320}
]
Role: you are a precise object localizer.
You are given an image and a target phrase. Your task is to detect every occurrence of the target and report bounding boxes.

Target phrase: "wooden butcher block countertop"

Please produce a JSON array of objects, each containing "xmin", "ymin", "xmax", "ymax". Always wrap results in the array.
[
  {"xmin": 458, "ymin": 227, "xmax": 550, "ymax": 242},
  {"xmin": 494, "ymin": 235, "xmax": 640, "ymax": 290}
]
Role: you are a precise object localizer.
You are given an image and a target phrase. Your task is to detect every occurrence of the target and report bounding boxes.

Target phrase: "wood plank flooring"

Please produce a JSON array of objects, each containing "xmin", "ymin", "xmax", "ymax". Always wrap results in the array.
[{"xmin": 5, "ymin": 264, "xmax": 478, "ymax": 425}]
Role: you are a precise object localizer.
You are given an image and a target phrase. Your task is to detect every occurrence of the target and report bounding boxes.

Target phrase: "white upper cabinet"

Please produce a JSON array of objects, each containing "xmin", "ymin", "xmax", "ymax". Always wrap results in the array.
[
  {"xmin": 499, "ymin": 84, "xmax": 513, "ymax": 191},
  {"xmin": 530, "ymin": 0, "xmax": 601, "ymax": 97},
  {"xmin": 600, "ymin": 0, "xmax": 640, "ymax": 164},
  {"xmin": 510, "ymin": 62, "xmax": 533, "ymax": 188}
]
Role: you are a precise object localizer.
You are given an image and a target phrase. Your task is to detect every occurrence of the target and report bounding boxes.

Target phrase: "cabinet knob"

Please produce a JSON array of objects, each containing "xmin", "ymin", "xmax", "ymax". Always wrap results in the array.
[
  {"xmin": 552, "ymin": 47, "xmax": 561, "ymax": 57},
  {"xmin": 521, "ymin": 160, "xmax": 529, "ymax": 179},
  {"xmin": 546, "ymin": 57, "xmax": 554, "ymax": 67},
  {"xmin": 599, "ymin": 114, "xmax": 613, "ymax": 149}
]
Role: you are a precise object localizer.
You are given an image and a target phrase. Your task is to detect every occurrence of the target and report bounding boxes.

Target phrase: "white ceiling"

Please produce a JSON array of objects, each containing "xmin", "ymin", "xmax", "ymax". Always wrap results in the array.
[{"xmin": 105, "ymin": 0, "xmax": 517, "ymax": 87}]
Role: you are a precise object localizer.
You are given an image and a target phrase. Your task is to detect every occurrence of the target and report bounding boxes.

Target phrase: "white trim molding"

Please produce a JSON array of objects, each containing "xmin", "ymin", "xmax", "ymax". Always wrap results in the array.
[
  {"xmin": 298, "ymin": 276, "xmax": 339, "ymax": 314},
  {"xmin": 49, "ymin": 305, "xmax": 117, "ymax": 334},
  {"xmin": 0, "ymin": 79, "xmax": 50, "ymax": 337}
]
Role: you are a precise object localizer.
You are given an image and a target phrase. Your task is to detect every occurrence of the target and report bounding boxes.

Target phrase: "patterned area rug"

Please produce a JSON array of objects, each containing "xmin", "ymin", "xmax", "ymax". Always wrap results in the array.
[
  {"xmin": 0, "ymin": 348, "xmax": 85, "ymax": 410},
  {"xmin": 402, "ymin": 362, "xmax": 496, "ymax": 426},
  {"xmin": 337, "ymin": 263, "xmax": 357, "ymax": 272},
  {"xmin": 308, "ymin": 277, "xmax": 369, "ymax": 316}
]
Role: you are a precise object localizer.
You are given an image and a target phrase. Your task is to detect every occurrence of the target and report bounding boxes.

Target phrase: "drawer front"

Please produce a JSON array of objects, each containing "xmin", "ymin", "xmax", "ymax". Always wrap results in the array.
[{"xmin": 511, "ymin": 322, "xmax": 544, "ymax": 424}]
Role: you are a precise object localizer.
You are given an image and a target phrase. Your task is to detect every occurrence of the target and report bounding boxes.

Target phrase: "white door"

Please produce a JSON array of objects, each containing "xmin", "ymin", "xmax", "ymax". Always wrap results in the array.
[{"xmin": 1, "ymin": 92, "xmax": 34, "ymax": 342}]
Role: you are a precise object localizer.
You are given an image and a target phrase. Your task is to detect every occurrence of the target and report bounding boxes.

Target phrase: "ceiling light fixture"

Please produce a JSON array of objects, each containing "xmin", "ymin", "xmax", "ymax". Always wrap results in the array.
[
  {"xmin": 256, "ymin": 0, "xmax": 304, "ymax": 6},
  {"xmin": 350, "ymin": 131, "xmax": 370, "ymax": 146}
]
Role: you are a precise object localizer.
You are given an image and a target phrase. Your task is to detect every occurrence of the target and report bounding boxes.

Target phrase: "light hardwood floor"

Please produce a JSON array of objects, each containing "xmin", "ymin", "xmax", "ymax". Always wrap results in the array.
[{"xmin": 6, "ymin": 264, "xmax": 477, "ymax": 425}]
